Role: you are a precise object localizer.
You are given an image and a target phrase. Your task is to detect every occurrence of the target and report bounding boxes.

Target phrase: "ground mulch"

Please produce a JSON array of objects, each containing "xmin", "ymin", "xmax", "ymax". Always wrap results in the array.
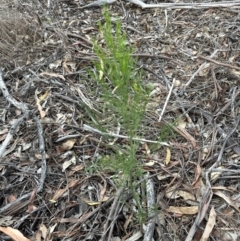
[{"xmin": 0, "ymin": 1, "xmax": 240, "ymax": 240}]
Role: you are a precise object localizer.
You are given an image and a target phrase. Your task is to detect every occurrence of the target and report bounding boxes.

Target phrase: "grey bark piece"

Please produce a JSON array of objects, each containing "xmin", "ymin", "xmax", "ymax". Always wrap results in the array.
[{"xmin": 143, "ymin": 173, "xmax": 156, "ymax": 241}]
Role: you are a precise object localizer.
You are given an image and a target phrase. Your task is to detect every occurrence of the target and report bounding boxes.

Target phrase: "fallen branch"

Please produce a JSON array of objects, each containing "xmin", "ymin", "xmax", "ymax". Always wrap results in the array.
[
  {"xmin": 198, "ymin": 54, "xmax": 240, "ymax": 71},
  {"xmin": 79, "ymin": 0, "xmax": 240, "ymax": 9},
  {"xmin": 82, "ymin": 124, "xmax": 170, "ymax": 146}
]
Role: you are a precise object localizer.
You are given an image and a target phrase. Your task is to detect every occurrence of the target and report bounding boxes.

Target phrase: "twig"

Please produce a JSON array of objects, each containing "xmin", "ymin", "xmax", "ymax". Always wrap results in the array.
[
  {"xmin": 107, "ymin": 191, "xmax": 125, "ymax": 241},
  {"xmin": 230, "ymin": 87, "xmax": 238, "ymax": 124},
  {"xmin": 198, "ymin": 54, "xmax": 240, "ymax": 71},
  {"xmin": 78, "ymin": 0, "xmax": 116, "ymax": 9},
  {"xmin": 80, "ymin": 0, "xmax": 240, "ymax": 9},
  {"xmin": 82, "ymin": 124, "xmax": 170, "ymax": 146},
  {"xmin": 211, "ymin": 66, "xmax": 221, "ymax": 99},
  {"xmin": 100, "ymin": 186, "xmax": 125, "ymax": 241},
  {"xmin": 134, "ymin": 54, "xmax": 182, "ymax": 65},
  {"xmin": 129, "ymin": 0, "xmax": 240, "ymax": 9},
  {"xmin": 67, "ymin": 32, "xmax": 93, "ymax": 46},
  {"xmin": 158, "ymin": 79, "xmax": 174, "ymax": 123},
  {"xmin": 63, "ymin": 188, "xmax": 134, "ymax": 239}
]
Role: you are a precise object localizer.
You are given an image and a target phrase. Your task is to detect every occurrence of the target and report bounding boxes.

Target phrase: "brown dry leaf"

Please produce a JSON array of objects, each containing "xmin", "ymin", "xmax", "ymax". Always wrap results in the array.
[
  {"xmin": 53, "ymin": 228, "xmax": 79, "ymax": 238},
  {"xmin": 231, "ymin": 69, "xmax": 240, "ymax": 77},
  {"xmin": 39, "ymin": 72, "xmax": 65, "ymax": 81},
  {"xmin": 63, "ymin": 60, "xmax": 76, "ymax": 72},
  {"xmin": 0, "ymin": 226, "xmax": 30, "ymax": 241},
  {"xmin": 143, "ymin": 143, "xmax": 151, "ymax": 155},
  {"xmin": 51, "ymin": 179, "xmax": 79, "ymax": 201},
  {"xmin": 165, "ymin": 147, "xmax": 171, "ymax": 165},
  {"xmin": 193, "ymin": 178, "xmax": 205, "ymax": 201},
  {"xmin": 62, "ymin": 53, "xmax": 74, "ymax": 73},
  {"xmin": 198, "ymin": 63, "xmax": 211, "ymax": 76},
  {"xmin": 212, "ymin": 186, "xmax": 234, "ymax": 192},
  {"xmin": 124, "ymin": 212, "xmax": 134, "ymax": 231},
  {"xmin": 39, "ymin": 90, "xmax": 50, "ymax": 102},
  {"xmin": 0, "ymin": 128, "xmax": 8, "ymax": 135},
  {"xmin": 62, "ymin": 156, "xmax": 76, "ymax": 172},
  {"xmin": 101, "ymin": 196, "xmax": 110, "ymax": 202},
  {"xmin": 157, "ymin": 173, "xmax": 181, "ymax": 181},
  {"xmin": 125, "ymin": 231, "xmax": 142, "ymax": 241},
  {"xmin": 79, "ymin": 134, "xmax": 90, "ymax": 145},
  {"xmin": 49, "ymin": 59, "xmax": 62, "ymax": 69},
  {"xmin": 35, "ymin": 153, "xmax": 50, "ymax": 160},
  {"xmin": 99, "ymin": 180, "xmax": 107, "ymax": 202},
  {"xmin": 200, "ymin": 206, "xmax": 216, "ymax": 241},
  {"xmin": 229, "ymin": 55, "xmax": 236, "ymax": 63},
  {"xmin": 144, "ymin": 160, "xmax": 156, "ymax": 166},
  {"xmin": 165, "ymin": 190, "xmax": 195, "ymax": 201},
  {"xmin": 59, "ymin": 217, "xmax": 81, "ymax": 223},
  {"xmin": 67, "ymin": 164, "xmax": 84, "ymax": 176},
  {"xmin": 39, "ymin": 223, "xmax": 48, "ymax": 240},
  {"xmin": 176, "ymin": 118, "xmax": 187, "ymax": 129},
  {"xmin": 56, "ymin": 139, "xmax": 76, "ymax": 153},
  {"xmin": 8, "ymin": 195, "xmax": 16, "ymax": 202},
  {"xmin": 0, "ymin": 216, "xmax": 15, "ymax": 226},
  {"xmin": 213, "ymin": 190, "xmax": 240, "ymax": 212},
  {"xmin": 211, "ymin": 166, "xmax": 224, "ymax": 181},
  {"xmin": 28, "ymin": 188, "xmax": 37, "ymax": 213},
  {"xmin": 0, "ymin": 133, "xmax": 7, "ymax": 142},
  {"xmin": 0, "ymin": 128, "xmax": 8, "ymax": 141},
  {"xmin": 174, "ymin": 126, "xmax": 197, "ymax": 148},
  {"xmin": 35, "ymin": 230, "xmax": 42, "ymax": 241},
  {"xmin": 35, "ymin": 89, "xmax": 50, "ymax": 118},
  {"xmin": 48, "ymin": 223, "xmax": 57, "ymax": 238},
  {"xmin": 82, "ymin": 198, "xmax": 101, "ymax": 206},
  {"xmin": 166, "ymin": 206, "xmax": 198, "ymax": 215},
  {"xmin": 192, "ymin": 164, "xmax": 201, "ymax": 185}
]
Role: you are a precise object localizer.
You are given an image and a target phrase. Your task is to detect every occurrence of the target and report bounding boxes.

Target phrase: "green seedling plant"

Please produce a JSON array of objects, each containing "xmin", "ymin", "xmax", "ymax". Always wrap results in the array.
[
  {"xmin": 87, "ymin": 9, "xmax": 179, "ymax": 223},
  {"xmin": 90, "ymin": 8, "xmax": 149, "ymax": 221}
]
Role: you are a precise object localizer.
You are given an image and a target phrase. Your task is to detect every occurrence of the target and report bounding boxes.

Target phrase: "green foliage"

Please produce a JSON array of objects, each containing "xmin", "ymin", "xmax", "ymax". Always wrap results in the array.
[
  {"xmin": 92, "ymin": 9, "xmax": 149, "ymax": 137},
  {"xmin": 89, "ymin": 8, "xmax": 176, "ymax": 223},
  {"xmin": 158, "ymin": 120, "xmax": 178, "ymax": 142}
]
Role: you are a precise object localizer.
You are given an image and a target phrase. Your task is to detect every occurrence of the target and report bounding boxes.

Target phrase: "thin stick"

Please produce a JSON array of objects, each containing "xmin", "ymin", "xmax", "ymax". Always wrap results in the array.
[
  {"xmin": 198, "ymin": 54, "xmax": 240, "ymax": 71},
  {"xmin": 82, "ymin": 124, "xmax": 170, "ymax": 146},
  {"xmin": 158, "ymin": 79, "xmax": 174, "ymax": 123}
]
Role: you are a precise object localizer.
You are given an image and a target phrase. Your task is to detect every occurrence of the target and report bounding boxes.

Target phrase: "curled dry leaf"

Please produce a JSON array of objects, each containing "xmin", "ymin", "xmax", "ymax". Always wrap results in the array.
[
  {"xmin": 62, "ymin": 156, "xmax": 76, "ymax": 172},
  {"xmin": 198, "ymin": 63, "xmax": 211, "ymax": 76},
  {"xmin": 35, "ymin": 89, "xmax": 50, "ymax": 118},
  {"xmin": 165, "ymin": 147, "xmax": 171, "ymax": 165},
  {"xmin": 82, "ymin": 198, "xmax": 101, "ymax": 206},
  {"xmin": 56, "ymin": 139, "xmax": 76, "ymax": 153},
  {"xmin": 39, "ymin": 223, "xmax": 48, "ymax": 240},
  {"xmin": 192, "ymin": 164, "xmax": 202, "ymax": 186},
  {"xmin": 210, "ymin": 166, "xmax": 224, "ymax": 181},
  {"xmin": 0, "ymin": 226, "xmax": 30, "ymax": 241}
]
